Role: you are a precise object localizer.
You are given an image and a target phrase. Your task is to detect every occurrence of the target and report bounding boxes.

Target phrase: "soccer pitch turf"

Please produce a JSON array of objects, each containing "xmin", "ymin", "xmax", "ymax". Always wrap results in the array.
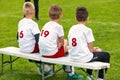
[{"xmin": 0, "ymin": 0, "xmax": 120, "ymax": 80}]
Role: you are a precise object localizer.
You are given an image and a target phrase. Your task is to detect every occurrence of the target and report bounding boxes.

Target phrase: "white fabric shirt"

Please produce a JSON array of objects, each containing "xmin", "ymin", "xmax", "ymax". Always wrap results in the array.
[
  {"xmin": 68, "ymin": 24, "xmax": 94, "ymax": 62},
  {"xmin": 18, "ymin": 18, "xmax": 40, "ymax": 53},
  {"xmin": 39, "ymin": 21, "xmax": 64, "ymax": 56}
]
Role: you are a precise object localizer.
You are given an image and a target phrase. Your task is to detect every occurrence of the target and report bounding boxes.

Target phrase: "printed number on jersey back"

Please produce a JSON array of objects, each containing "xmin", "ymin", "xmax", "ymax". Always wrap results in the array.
[
  {"xmin": 72, "ymin": 38, "xmax": 77, "ymax": 47},
  {"xmin": 19, "ymin": 31, "xmax": 24, "ymax": 38},
  {"xmin": 41, "ymin": 30, "xmax": 49, "ymax": 37}
]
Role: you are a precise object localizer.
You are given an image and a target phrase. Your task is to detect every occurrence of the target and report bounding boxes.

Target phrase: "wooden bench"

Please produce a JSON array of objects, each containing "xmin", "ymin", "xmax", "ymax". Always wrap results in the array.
[{"xmin": 0, "ymin": 47, "xmax": 110, "ymax": 80}]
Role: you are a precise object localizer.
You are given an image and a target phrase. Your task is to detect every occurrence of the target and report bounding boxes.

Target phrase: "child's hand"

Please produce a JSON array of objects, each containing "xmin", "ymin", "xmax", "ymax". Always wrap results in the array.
[{"xmin": 94, "ymin": 47, "xmax": 102, "ymax": 52}]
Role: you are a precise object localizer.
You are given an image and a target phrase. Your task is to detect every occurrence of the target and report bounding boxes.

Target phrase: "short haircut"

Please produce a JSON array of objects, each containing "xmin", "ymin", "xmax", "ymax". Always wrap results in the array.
[
  {"xmin": 76, "ymin": 7, "xmax": 88, "ymax": 22},
  {"xmin": 49, "ymin": 5, "xmax": 62, "ymax": 20},
  {"xmin": 23, "ymin": 2, "xmax": 35, "ymax": 16}
]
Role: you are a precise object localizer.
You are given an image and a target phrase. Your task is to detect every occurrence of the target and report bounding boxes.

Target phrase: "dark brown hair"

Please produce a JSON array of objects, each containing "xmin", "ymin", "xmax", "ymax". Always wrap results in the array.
[
  {"xmin": 49, "ymin": 5, "xmax": 62, "ymax": 20},
  {"xmin": 76, "ymin": 7, "xmax": 88, "ymax": 22}
]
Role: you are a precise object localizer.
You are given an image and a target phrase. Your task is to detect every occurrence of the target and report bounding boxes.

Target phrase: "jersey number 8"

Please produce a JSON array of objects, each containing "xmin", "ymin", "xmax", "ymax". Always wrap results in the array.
[{"xmin": 72, "ymin": 38, "xmax": 77, "ymax": 47}]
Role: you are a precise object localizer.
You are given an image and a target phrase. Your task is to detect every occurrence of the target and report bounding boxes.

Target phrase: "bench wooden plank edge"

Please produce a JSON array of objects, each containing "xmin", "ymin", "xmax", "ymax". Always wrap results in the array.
[{"xmin": 0, "ymin": 47, "xmax": 41, "ymax": 61}]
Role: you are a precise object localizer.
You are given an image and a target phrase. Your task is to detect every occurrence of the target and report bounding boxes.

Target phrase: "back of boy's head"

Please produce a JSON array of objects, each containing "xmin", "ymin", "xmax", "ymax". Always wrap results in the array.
[
  {"xmin": 76, "ymin": 7, "xmax": 88, "ymax": 22},
  {"xmin": 23, "ymin": 2, "xmax": 35, "ymax": 16},
  {"xmin": 49, "ymin": 5, "xmax": 62, "ymax": 20}
]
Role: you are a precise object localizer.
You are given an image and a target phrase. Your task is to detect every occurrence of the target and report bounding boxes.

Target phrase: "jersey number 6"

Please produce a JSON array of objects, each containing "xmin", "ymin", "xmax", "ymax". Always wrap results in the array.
[
  {"xmin": 41, "ymin": 30, "xmax": 49, "ymax": 37},
  {"xmin": 19, "ymin": 31, "xmax": 24, "ymax": 38}
]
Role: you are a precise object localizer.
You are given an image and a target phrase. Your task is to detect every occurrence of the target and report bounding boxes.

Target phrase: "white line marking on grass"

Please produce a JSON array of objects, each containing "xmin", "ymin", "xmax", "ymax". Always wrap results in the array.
[{"xmin": 89, "ymin": 21, "xmax": 120, "ymax": 26}]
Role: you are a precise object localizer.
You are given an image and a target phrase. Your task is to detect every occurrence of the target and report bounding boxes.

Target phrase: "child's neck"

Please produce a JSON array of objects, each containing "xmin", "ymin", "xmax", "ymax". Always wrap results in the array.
[
  {"xmin": 25, "ymin": 15, "xmax": 33, "ymax": 19},
  {"xmin": 78, "ymin": 21, "xmax": 86, "ymax": 25},
  {"xmin": 52, "ymin": 19, "xmax": 59, "ymax": 23}
]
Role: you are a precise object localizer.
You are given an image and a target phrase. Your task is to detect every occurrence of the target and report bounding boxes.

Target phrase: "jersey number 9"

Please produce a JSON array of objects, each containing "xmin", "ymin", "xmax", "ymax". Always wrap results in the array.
[{"xmin": 41, "ymin": 30, "xmax": 49, "ymax": 37}]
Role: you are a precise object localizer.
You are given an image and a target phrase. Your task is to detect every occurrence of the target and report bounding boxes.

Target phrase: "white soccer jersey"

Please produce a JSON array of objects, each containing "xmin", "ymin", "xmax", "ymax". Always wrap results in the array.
[
  {"xmin": 39, "ymin": 21, "xmax": 64, "ymax": 56},
  {"xmin": 18, "ymin": 18, "xmax": 40, "ymax": 53},
  {"xmin": 68, "ymin": 24, "xmax": 94, "ymax": 62}
]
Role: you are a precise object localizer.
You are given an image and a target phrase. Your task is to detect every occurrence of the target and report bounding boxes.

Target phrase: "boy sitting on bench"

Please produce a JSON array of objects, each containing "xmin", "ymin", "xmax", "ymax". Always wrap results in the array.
[
  {"xmin": 17, "ymin": 2, "xmax": 40, "ymax": 53},
  {"xmin": 39, "ymin": 4, "xmax": 83, "ymax": 79},
  {"xmin": 68, "ymin": 7, "xmax": 110, "ymax": 80}
]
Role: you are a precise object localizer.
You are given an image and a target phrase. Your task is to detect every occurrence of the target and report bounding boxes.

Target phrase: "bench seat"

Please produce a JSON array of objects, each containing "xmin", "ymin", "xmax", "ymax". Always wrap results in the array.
[{"xmin": 0, "ymin": 47, "xmax": 110, "ymax": 80}]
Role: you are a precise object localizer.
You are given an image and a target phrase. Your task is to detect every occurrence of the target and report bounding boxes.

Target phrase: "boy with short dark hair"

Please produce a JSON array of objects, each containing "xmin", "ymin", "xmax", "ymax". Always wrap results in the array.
[
  {"xmin": 17, "ymin": 2, "xmax": 40, "ymax": 53},
  {"xmin": 68, "ymin": 7, "xmax": 110, "ymax": 80}
]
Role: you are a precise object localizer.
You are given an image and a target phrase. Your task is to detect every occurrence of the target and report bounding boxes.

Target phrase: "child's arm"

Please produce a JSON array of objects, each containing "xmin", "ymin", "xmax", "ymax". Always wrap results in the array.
[
  {"xmin": 31, "ymin": 23, "xmax": 40, "ymax": 44},
  {"xmin": 57, "ymin": 36, "xmax": 64, "ymax": 49},
  {"xmin": 88, "ymin": 42, "xmax": 102, "ymax": 52}
]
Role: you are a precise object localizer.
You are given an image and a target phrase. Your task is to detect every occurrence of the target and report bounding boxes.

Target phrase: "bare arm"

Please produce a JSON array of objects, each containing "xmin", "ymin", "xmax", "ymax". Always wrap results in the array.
[
  {"xmin": 88, "ymin": 42, "xmax": 95, "ymax": 52},
  {"xmin": 57, "ymin": 36, "xmax": 64, "ymax": 49},
  {"xmin": 88, "ymin": 42, "xmax": 102, "ymax": 53}
]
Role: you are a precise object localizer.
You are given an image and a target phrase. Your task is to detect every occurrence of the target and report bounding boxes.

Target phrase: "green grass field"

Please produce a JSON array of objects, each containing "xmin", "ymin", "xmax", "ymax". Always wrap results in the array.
[{"xmin": 0, "ymin": 0, "xmax": 120, "ymax": 80}]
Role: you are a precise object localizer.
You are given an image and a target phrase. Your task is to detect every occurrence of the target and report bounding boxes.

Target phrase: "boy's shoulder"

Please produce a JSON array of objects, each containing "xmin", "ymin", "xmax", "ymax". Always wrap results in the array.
[
  {"xmin": 45, "ymin": 21, "xmax": 62, "ymax": 28},
  {"xmin": 19, "ymin": 18, "xmax": 24, "ymax": 23},
  {"xmin": 28, "ymin": 19, "xmax": 38, "ymax": 27},
  {"xmin": 28, "ymin": 18, "xmax": 38, "ymax": 25},
  {"xmin": 83, "ymin": 25, "xmax": 92, "ymax": 31},
  {"xmin": 70, "ymin": 24, "xmax": 92, "ymax": 32},
  {"xmin": 20, "ymin": 18, "xmax": 38, "ymax": 25},
  {"xmin": 32, "ymin": 20, "xmax": 38, "ymax": 26}
]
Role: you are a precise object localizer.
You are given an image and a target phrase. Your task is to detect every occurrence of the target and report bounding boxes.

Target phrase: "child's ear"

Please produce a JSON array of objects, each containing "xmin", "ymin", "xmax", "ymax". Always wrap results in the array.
[
  {"xmin": 33, "ymin": 9, "xmax": 35, "ymax": 14},
  {"xmin": 60, "ymin": 14, "xmax": 62, "ymax": 18},
  {"xmin": 32, "ymin": 9, "xmax": 35, "ymax": 16}
]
